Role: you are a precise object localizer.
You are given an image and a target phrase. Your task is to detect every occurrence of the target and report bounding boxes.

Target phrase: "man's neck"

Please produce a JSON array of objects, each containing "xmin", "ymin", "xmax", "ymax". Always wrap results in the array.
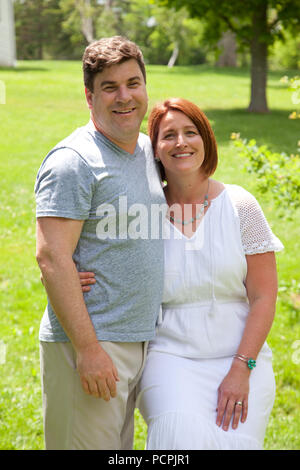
[{"xmin": 91, "ymin": 117, "xmax": 138, "ymax": 155}]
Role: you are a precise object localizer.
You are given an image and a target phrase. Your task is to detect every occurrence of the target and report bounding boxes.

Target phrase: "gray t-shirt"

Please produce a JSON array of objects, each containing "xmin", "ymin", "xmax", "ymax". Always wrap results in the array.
[{"xmin": 35, "ymin": 121, "xmax": 166, "ymax": 342}]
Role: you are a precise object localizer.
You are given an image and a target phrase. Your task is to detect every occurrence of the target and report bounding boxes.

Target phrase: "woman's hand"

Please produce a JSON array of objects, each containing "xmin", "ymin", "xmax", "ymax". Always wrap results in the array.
[
  {"xmin": 41, "ymin": 271, "xmax": 95, "ymax": 292},
  {"xmin": 216, "ymin": 359, "xmax": 250, "ymax": 431},
  {"xmin": 78, "ymin": 271, "xmax": 96, "ymax": 292}
]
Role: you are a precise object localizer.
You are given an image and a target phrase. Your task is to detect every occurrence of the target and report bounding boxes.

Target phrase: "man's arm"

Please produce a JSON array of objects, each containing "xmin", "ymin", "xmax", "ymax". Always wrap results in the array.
[{"xmin": 36, "ymin": 217, "xmax": 119, "ymax": 400}]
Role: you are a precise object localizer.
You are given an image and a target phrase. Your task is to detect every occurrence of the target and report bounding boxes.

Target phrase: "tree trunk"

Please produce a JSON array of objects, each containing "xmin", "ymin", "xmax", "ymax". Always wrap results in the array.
[
  {"xmin": 216, "ymin": 31, "xmax": 237, "ymax": 67},
  {"xmin": 37, "ymin": 0, "xmax": 44, "ymax": 59},
  {"xmin": 76, "ymin": 0, "xmax": 95, "ymax": 44},
  {"xmin": 248, "ymin": 2, "xmax": 269, "ymax": 113},
  {"xmin": 168, "ymin": 42, "xmax": 179, "ymax": 68}
]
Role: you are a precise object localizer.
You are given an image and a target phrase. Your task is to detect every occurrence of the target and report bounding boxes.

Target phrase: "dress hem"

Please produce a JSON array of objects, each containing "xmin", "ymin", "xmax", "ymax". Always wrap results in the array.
[{"xmin": 145, "ymin": 411, "xmax": 263, "ymax": 451}]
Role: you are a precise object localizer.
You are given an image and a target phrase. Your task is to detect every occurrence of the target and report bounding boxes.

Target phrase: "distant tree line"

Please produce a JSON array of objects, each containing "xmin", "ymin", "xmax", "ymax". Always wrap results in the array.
[
  {"xmin": 14, "ymin": 0, "xmax": 300, "ymax": 112},
  {"xmin": 14, "ymin": 0, "xmax": 207, "ymax": 65},
  {"xmin": 14, "ymin": 0, "xmax": 300, "ymax": 68}
]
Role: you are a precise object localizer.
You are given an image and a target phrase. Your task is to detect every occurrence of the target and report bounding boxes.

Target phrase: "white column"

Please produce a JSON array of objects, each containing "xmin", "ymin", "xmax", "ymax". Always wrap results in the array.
[{"xmin": 0, "ymin": 0, "xmax": 17, "ymax": 67}]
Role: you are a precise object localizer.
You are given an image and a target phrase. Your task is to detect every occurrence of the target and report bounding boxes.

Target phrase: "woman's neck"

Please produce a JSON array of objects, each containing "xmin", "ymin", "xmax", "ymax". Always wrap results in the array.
[{"xmin": 164, "ymin": 172, "xmax": 209, "ymax": 206}]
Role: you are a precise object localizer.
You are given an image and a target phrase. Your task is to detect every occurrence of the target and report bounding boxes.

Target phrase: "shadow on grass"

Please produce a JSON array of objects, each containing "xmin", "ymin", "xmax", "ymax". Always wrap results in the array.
[
  {"xmin": 147, "ymin": 64, "xmax": 251, "ymax": 78},
  {"xmin": 203, "ymin": 108, "xmax": 298, "ymax": 153},
  {"xmin": 148, "ymin": 64, "xmax": 299, "ymax": 79},
  {"xmin": 0, "ymin": 66, "xmax": 49, "ymax": 72}
]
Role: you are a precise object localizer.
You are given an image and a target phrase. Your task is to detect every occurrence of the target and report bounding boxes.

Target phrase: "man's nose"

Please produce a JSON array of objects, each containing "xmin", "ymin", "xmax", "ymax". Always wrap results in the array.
[{"xmin": 116, "ymin": 85, "xmax": 131, "ymax": 103}]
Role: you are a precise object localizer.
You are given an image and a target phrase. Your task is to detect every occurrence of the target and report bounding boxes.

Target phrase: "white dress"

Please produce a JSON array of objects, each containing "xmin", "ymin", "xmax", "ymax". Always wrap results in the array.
[{"xmin": 137, "ymin": 184, "xmax": 284, "ymax": 450}]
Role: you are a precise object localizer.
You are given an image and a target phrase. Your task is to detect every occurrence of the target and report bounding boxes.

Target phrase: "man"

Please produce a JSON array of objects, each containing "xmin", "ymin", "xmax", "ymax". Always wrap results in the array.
[{"xmin": 35, "ymin": 36, "xmax": 165, "ymax": 450}]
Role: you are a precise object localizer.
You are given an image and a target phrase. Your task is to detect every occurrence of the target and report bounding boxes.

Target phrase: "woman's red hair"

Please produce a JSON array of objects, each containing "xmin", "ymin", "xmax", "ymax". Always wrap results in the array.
[{"xmin": 148, "ymin": 98, "xmax": 218, "ymax": 181}]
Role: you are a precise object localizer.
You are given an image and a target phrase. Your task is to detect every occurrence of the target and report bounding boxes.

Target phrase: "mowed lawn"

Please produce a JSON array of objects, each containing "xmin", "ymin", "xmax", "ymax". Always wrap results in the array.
[{"xmin": 0, "ymin": 61, "xmax": 299, "ymax": 450}]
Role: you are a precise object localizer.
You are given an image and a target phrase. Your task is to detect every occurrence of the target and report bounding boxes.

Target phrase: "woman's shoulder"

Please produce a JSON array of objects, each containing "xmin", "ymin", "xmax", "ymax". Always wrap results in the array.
[
  {"xmin": 224, "ymin": 183, "xmax": 254, "ymax": 197},
  {"xmin": 223, "ymin": 184, "xmax": 260, "ymax": 208},
  {"xmin": 222, "ymin": 184, "xmax": 284, "ymax": 254},
  {"xmin": 208, "ymin": 179, "xmax": 226, "ymax": 199},
  {"xmin": 209, "ymin": 181, "xmax": 255, "ymax": 200}
]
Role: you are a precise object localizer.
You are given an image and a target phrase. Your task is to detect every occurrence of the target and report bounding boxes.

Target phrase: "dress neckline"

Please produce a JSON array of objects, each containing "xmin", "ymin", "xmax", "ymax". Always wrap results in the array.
[{"xmin": 165, "ymin": 186, "xmax": 226, "ymax": 241}]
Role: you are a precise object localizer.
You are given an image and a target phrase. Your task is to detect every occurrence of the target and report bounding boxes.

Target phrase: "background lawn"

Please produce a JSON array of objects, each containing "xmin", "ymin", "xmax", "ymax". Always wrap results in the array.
[{"xmin": 0, "ymin": 61, "xmax": 299, "ymax": 450}]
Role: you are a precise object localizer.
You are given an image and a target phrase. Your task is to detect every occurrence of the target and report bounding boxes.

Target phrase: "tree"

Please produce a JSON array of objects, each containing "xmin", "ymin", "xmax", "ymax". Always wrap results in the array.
[
  {"xmin": 93, "ymin": 0, "xmax": 206, "ymax": 67},
  {"xmin": 216, "ymin": 31, "xmax": 237, "ymax": 68},
  {"xmin": 155, "ymin": 0, "xmax": 300, "ymax": 113},
  {"xmin": 59, "ymin": 0, "xmax": 98, "ymax": 47},
  {"xmin": 14, "ymin": 0, "xmax": 45, "ymax": 59},
  {"xmin": 14, "ymin": 0, "xmax": 78, "ymax": 59}
]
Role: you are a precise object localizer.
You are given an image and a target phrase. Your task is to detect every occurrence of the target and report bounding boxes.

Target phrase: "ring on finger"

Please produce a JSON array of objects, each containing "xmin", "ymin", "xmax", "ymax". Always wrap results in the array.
[{"xmin": 235, "ymin": 401, "xmax": 243, "ymax": 406}]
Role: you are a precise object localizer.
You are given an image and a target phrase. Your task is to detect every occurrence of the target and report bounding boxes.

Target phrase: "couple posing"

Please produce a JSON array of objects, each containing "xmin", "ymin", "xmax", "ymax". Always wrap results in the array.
[{"xmin": 35, "ymin": 36, "xmax": 283, "ymax": 450}]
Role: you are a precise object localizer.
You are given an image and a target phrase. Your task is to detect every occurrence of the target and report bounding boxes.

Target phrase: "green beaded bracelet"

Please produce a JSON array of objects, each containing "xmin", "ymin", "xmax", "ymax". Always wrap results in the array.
[
  {"xmin": 247, "ymin": 358, "xmax": 256, "ymax": 370},
  {"xmin": 234, "ymin": 354, "xmax": 256, "ymax": 370}
]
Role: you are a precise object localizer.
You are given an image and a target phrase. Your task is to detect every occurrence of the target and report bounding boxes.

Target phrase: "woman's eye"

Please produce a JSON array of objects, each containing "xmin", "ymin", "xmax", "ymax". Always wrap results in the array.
[
  {"xmin": 164, "ymin": 134, "xmax": 174, "ymax": 139},
  {"xmin": 186, "ymin": 131, "xmax": 197, "ymax": 136}
]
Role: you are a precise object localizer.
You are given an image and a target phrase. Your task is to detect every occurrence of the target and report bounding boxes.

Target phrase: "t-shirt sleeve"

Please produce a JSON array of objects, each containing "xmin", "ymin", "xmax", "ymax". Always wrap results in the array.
[
  {"xmin": 229, "ymin": 185, "xmax": 284, "ymax": 255},
  {"xmin": 35, "ymin": 147, "xmax": 94, "ymax": 220}
]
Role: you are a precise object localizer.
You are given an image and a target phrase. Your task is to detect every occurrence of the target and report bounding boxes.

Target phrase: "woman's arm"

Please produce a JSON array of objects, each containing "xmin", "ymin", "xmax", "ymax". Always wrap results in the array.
[{"xmin": 216, "ymin": 251, "xmax": 278, "ymax": 431}]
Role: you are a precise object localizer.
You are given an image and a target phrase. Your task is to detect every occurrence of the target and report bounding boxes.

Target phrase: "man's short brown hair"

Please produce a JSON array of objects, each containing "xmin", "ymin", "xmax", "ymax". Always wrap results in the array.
[{"xmin": 82, "ymin": 36, "xmax": 146, "ymax": 92}]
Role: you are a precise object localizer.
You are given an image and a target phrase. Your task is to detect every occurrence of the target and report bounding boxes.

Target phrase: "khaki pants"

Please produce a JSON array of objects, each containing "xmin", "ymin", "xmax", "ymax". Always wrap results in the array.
[{"xmin": 40, "ymin": 340, "xmax": 148, "ymax": 450}]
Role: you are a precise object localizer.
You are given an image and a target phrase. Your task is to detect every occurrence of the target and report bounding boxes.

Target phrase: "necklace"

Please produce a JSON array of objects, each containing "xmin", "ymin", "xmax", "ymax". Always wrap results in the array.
[{"xmin": 167, "ymin": 180, "xmax": 210, "ymax": 225}]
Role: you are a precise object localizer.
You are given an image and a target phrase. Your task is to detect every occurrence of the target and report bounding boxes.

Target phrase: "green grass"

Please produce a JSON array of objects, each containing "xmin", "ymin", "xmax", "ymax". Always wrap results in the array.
[{"xmin": 0, "ymin": 61, "xmax": 299, "ymax": 450}]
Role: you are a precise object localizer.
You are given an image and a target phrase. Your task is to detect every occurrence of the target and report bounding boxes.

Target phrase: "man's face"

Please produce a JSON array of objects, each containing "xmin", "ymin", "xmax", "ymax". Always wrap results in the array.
[{"xmin": 85, "ymin": 59, "xmax": 148, "ymax": 153}]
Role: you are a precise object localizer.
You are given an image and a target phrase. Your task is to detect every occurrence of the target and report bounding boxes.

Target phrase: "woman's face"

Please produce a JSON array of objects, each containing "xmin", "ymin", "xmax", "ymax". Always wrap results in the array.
[{"xmin": 156, "ymin": 110, "xmax": 205, "ymax": 178}]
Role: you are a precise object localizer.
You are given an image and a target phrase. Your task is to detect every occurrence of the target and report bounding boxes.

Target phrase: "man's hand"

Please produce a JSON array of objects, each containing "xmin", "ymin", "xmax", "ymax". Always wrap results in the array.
[{"xmin": 76, "ymin": 342, "xmax": 120, "ymax": 401}]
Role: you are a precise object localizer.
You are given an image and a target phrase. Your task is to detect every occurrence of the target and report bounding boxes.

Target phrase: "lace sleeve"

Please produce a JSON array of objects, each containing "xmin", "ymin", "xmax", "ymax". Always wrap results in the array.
[{"xmin": 227, "ymin": 185, "xmax": 284, "ymax": 255}]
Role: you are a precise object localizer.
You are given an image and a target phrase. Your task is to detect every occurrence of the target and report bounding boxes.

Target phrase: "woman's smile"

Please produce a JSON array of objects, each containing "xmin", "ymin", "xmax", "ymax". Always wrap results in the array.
[{"xmin": 171, "ymin": 152, "xmax": 194, "ymax": 159}]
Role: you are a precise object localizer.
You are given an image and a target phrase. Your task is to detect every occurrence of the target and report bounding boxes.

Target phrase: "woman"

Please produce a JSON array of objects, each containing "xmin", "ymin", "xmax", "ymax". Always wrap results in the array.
[{"xmin": 79, "ymin": 98, "xmax": 283, "ymax": 450}]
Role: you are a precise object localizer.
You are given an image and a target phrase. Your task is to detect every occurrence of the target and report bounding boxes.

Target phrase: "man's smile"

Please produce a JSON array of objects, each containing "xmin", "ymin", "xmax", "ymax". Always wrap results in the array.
[{"xmin": 112, "ymin": 107, "xmax": 136, "ymax": 115}]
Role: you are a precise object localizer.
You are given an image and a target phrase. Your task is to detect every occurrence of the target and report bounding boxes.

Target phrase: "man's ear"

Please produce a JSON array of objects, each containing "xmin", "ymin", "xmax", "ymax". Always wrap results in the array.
[{"xmin": 85, "ymin": 87, "xmax": 93, "ymax": 110}]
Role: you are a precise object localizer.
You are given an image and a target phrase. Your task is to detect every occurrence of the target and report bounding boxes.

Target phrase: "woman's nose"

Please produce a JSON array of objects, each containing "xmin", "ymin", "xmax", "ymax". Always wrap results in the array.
[{"xmin": 175, "ymin": 133, "xmax": 187, "ymax": 147}]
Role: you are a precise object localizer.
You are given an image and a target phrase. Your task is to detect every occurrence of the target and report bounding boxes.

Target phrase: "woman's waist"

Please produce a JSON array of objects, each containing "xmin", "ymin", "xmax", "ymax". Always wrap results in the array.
[{"xmin": 162, "ymin": 299, "xmax": 248, "ymax": 311}]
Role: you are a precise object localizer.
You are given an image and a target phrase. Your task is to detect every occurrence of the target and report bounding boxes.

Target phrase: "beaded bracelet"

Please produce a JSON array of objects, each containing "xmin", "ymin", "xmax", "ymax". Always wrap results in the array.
[{"xmin": 234, "ymin": 354, "xmax": 256, "ymax": 370}]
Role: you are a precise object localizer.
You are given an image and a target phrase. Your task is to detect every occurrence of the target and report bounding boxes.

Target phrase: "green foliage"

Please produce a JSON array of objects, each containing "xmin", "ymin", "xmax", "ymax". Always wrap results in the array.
[
  {"xmin": 14, "ymin": 0, "xmax": 207, "ymax": 64},
  {"xmin": 280, "ymin": 75, "xmax": 300, "ymax": 120},
  {"xmin": 232, "ymin": 135, "xmax": 300, "ymax": 215},
  {"xmin": 13, "ymin": 0, "xmax": 300, "ymax": 72},
  {"xmin": 270, "ymin": 29, "xmax": 300, "ymax": 70},
  {"xmin": 232, "ymin": 73, "xmax": 300, "ymax": 214},
  {"xmin": 157, "ymin": 0, "xmax": 300, "ymax": 44},
  {"xmin": 140, "ymin": 4, "xmax": 206, "ymax": 65},
  {"xmin": 156, "ymin": 0, "xmax": 300, "ymax": 112},
  {"xmin": 14, "ymin": 0, "xmax": 77, "ymax": 59}
]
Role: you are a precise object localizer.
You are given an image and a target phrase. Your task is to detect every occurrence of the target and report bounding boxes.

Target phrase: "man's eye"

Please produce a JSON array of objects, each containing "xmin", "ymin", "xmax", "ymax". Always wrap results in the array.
[{"xmin": 104, "ymin": 86, "xmax": 116, "ymax": 92}]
